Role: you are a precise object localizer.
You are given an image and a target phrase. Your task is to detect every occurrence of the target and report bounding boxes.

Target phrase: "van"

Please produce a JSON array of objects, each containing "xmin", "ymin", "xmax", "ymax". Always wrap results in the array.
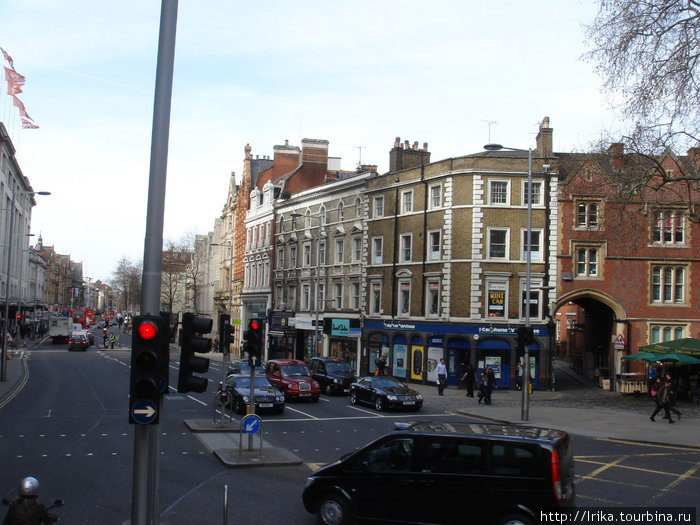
[{"xmin": 302, "ymin": 421, "xmax": 575, "ymax": 525}]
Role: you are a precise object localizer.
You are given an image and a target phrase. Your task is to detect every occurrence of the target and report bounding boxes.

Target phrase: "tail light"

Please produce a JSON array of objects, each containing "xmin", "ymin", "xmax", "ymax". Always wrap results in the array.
[{"xmin": 551, "ymin": 449, "xmax": 562, "ymax": 506}]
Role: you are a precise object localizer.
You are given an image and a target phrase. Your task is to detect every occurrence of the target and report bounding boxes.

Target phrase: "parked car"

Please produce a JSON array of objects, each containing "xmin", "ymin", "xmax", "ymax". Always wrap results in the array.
[
  {"xmin": 309, "ymin": 357, "xmax": 355, "ymax": 395},
  {"xmin": 303, "ymin": 421, "xmax": 576, "ymax": 525},
  {"xmin": 228, "ymin": 359, "xmax": 264, "ymax": 376},
  {"xmin": 350, "ymin": 376, "xmax": 423, "ymax": 411},
  {"xmin": 265, "ymin": 359, "xmax": 321, "ymax": 401},
  {"xmin": 67, "ymin": 333, "xmax": 90, "ymax": 351},
  {"xmin": 217, "ymin": 374, "xmax": 285, "ymax": 414}
]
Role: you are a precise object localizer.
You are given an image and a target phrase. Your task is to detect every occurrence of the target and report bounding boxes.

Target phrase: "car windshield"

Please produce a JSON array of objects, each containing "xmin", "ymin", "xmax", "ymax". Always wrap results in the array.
[
  {"xmin": 235, "ymin": 376, "xmax": 272, "ymax": 389},
  {"xmin": 326, "ymin": 361, "xmax": 351, "ymax": 373},
  {"xmin": 374, "ymin": 377, "xmax": 405, "ymax": 389},
  {"xmin": 281, "ymin": 364, "xmax": 310, "ymax": 377}
]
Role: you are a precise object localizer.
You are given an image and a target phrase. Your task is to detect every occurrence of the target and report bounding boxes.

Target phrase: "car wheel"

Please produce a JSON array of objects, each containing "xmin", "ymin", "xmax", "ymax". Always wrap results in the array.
[
  {"xmin": 375, "ymin": 396, "xmax": 384, "ymax": 412},
  {"xmin": 317, "ymin": 493, "xmax": 351, "ymax": 525},
  {"xmin": 233, "ymin": 398, "xmax": 245, "ymax": 415},
  {"xmin": 350, "ymin": 391, "xmax": 358, "ymax": 405},
  {"xmin": 324, "ymin": 383, "xmax": 333, "ymax": 396},
  {"xmin": 215, "ymin": 391, "xmax": 231, "ymax": 408},
  {"xmin": 498, "ymin": 513, "xmax": 534, "ymax": 525},
  {"xmin": 312, "ymin": 395, "xmax": 320, "ymax": 402}
]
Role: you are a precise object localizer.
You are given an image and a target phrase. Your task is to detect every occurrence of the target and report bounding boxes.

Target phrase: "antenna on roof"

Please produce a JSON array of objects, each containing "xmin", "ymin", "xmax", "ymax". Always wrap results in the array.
[
  {"xmin": 355, "ymin": 146, "xmax": 365, "ymax": 168},
  {"xmin": 482, "ymin": 120, "xmax": 497, "ymax": 144}
]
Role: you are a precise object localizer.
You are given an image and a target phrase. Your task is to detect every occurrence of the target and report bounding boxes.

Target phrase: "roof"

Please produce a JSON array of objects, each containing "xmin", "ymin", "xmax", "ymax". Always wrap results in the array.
[{"xmin": 394, "ymin": 422, "xmax": 567, "ymax": 444}]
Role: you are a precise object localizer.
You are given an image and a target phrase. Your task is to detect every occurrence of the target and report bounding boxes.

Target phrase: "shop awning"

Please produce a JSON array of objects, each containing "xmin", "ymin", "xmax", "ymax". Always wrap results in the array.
[{"xmin": 639, "ymin": 338, "xmax": 700, "ymax": 356}]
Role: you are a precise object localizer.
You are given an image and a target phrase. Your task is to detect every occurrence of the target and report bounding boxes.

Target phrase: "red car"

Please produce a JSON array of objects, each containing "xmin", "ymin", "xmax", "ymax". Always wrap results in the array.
[{"xmin": 265, "ymin": 359, "xmax": 321, "ymax": 401}]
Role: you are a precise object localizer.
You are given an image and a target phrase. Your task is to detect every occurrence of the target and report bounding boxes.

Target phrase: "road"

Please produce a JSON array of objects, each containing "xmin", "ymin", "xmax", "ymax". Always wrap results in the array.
[{"xmin": 0, "ymin": 336, "xmax": 698, "ymax": 524}]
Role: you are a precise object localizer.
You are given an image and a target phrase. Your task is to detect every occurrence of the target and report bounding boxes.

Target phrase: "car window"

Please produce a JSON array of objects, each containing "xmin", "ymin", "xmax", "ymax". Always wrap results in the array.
[
  {"xmin": 327, "ymin": 361, "xmax": 351, "ymax": 373},
  {"xmin": 281, "ymin": 364, "xmax": 310, "ymax": 377},
  {"xmin": 374, "ymin": 377, "xmax": 404, "ymax": 389},
  {"xmin": 364, "ymin": 437, "xmax": 414, "ymax": 473},
  {"xmin": 236, "ymin": 376, "xmax": 272, "ymax": 389},
  {"xmin": 359, "ymin": 378, "xmax": 372, "ymax": 388},
  {"xmin": 490, "ymin": 442, "xmax": 544, "ymax": 477},
  {"xmin": 423, "ymin": 438, "xmax": 485, "ymax": 475}
]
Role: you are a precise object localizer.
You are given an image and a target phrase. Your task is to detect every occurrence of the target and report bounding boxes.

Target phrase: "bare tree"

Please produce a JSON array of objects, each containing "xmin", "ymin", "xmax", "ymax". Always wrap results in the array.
[
  {"xmin": 180, "ymin": 231, "xmax": 207, "ymax": 314},
  {"xmin": 585, "ymin": 0, "xmax": 700, "ymax": 151},
  {"xmin": 161, "ymin": 239, "xmax": 189, "ymax": 315},
  {"xmin": 110, "ymin": 256, "xmax": 142, "ymax": 312}
]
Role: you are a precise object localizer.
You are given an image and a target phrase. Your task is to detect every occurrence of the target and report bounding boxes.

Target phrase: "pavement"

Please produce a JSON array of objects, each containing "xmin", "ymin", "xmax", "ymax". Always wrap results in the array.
[{"xmin": 2, "ymin": 344, "xmax": 698, "ymax": 471}]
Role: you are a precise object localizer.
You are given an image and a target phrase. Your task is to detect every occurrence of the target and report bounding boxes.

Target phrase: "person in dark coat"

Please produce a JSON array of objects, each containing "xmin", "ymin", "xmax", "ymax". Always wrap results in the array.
[
  {"xmin": 3, "ymin": 477, "xmax": 58, "ymax": 525},
  {"xmin": 462, "ymin": 363, "xmax": 476, "ymax": 397}
]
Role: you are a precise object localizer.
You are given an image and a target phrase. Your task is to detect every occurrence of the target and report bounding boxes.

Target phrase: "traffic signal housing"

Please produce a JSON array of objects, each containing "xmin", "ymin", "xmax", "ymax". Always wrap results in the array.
[
  {"xmin": 243, "ymin": 318, "xmax": 264, "ymax": 363},
  {"xmin": 517, "ymin": 326, "xmax": 534, "ymax": 350},
  {"xmin": 219, "ymin": 314, "xmax": 235, "ymax": 354},
  {"xmin": 177, "ymin": 312, "xmax": 213, "ymax": 393},
  {"xmin": 129, "ymin": 315, "xmax": 169, "ymax": 424}
]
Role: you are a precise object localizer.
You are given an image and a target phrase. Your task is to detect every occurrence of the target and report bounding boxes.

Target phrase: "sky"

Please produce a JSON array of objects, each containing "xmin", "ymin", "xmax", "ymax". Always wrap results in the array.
[{"xmin": 0, "ymin": 0, "xmax": 613, "ymax": 283}]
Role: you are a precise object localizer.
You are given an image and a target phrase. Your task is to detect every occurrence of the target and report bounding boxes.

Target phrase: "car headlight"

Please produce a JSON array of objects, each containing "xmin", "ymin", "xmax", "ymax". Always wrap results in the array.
[
  {"xmin": 242, "ymin": 396, "xmax": 249, "ymax": 403},
  {"xmin": 333, "ymin": 378, "xmax": 339, "ymax": 384},
  {"xmin": 276, "ymin": 394, "xmax": 285, "ymax": 401},
  {"xmin": 416, "ymin": 393, "xmax": 423, "ymax": 400},
  {"xmin": 387, "ymin": 395, "xmax": 398, "ymax": 401},
  {"xmin": 313, "ymin": 381, "xmax": 320, "ymax": 388}
]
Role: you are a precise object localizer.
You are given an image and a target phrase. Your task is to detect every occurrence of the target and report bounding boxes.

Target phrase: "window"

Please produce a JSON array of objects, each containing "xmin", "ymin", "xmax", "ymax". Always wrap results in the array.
[
  {"xmin": 305, "ymin": 210, "xmax": 312, "ymax": 229},
  {"xmin": 426, "ymin": 280, "xmax": 440, "ymax": 316},
  {"xmin": 319, "ymin": 283, "xmax": 325, "ymax": 308},
  {"xmin": 490, "ymin": 443, "xmax": 543, "ymax": 477},
  {"xmin": 487, "ymin": 281, "xmax": 507, "ymax": 318},
  {"xmin": 429, "ymin": 184, "xmax": 442, "ymax": 209},
  {"xmin": 523, "ymin": 181, "xmax": 542, "ymax": 206},
  {"xmin": 373, "ymin": 196, "xmax": 384, "ymax": 218},
  {"xmin": 303, "ymin": 243, "xmax": 311, "ymax": 267},
  {"xmin": 351, "ymin": 282, "xmax": 360, "ymax": 310},
  {"xmin": 428, "ymin": 230, "xmax": 441, "ymax": 260},
  {"xmin": 576, "ymin": 201, "xmax": 599, "ymax": 228},
  {"xmin": 521, "ymin": 287, "xmax": 541, "ymax": 321},
  {"xmin": 401, "ymin": 190, "xmax": 413, "ymax": 214},
  {"xmin": 335, "ymin": 239, "xmax": 344, "ymax": 264},
  {"xmin": 576, "ymin": 248, "xmax": 598, "ymax": 276},
  {"xmin": 301, "ymin": 284, "xmax": 310, "ymax": 310},
  {"xmin": 290, "ymin": 246, "xmax": 297, "ymax": 267},
  {"xmin": 423, "ymin": 438, "xmax": 485, "ymax": 475},
  {"xmin": 521, "ymin": 229, "xmax": 542, "ymax": 261},
  {"xmin": 320, "ymin": 206, "xmax": 327, "ymax": 226},
  {"xmin": 277, "ymin": 247, "xmax": 285, "ymax": 269},
  {"xmin": 399, "ymin": 281, "xmax": 411, "ymax": 316},
  {"xmin": 400, "ymin": 234, "xmax": 412, "ymax": 262},
  {"xmin": 651, "ymin": 266, "xmax": 685, "ymax": 303},
  {"xmin": 489, "ymin": 180, "xmax": 509, "ymax": 205},
  {"xmin": 319, "ymin": 241, "xmax": 326, "ymax": 265},
  {"xmin": 334, "ymin": 283, "xmax": 343, "ymax": 309},
  {"xmin": 651, "ymin": 325, "xmax": 685, "ymax": 343},
  {"xmin": 338, "ymin": 202, "xmax": 344, "ymax": 222},
  {"xmin": 372, "ymin": 237, "xmax": 383, "ymax": 264},
  {"xmin": 652, "ymin": 210, "xmax": 684, "ymax": 244},
  {"xmin": 355, "ymin": 198, "xmax": 362, "ymax": 218},
  {"xmin": 363, "ymin": 437, "xmax": 414, "ymax": 473},
  {"xmin": 352, "ymin": 237, "xmax": 362, "ymax": 263},
  {"xmin": 370, "ymin": 282, "xmax": 382, "ymax": 314},
  {"xmin": 288, "ymin": 286, "xmax": 297, "ymax": 309},
  {"xmin": 488, "ymin": 228, "xmax": 509, "ymax": 259}
]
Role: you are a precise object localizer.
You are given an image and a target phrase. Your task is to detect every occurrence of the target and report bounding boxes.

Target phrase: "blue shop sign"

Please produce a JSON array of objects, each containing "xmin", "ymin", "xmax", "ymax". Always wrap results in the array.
[
  {"xmin": 364, "ymin": 320, "xmax": 548, "ymax": 337},
  {"xmin": 331, "ymin": 318, "xmax": 350, "ymax": 337}
]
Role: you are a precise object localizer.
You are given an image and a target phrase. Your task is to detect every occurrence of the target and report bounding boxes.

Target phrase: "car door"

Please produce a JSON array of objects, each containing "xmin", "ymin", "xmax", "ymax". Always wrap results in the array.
[{"xmin": 357, "ymin": 378, "xmax": 373, "ymax": 404}]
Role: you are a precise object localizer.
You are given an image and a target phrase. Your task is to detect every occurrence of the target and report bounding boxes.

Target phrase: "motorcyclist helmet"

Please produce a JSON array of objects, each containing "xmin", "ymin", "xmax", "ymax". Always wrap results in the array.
[{"xmin": 19, "ymin": 476, "xmax": 40, "ymax": 497}]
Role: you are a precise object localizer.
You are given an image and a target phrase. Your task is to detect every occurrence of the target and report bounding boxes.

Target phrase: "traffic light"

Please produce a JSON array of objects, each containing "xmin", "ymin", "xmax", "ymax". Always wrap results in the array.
[
  {"xmin": 242, "ymin": 318, "xmax": 264, "ymax": 362},
  {"xmin": 218, "ymin": 313, "xmax": 235, "ymax": 354},
  {"xmin": 129, "ymin": 315, "xmax": 169, "ymax": 424},
  {"xmin": 177, "ymin": 312, "xmax": 213, "ymax": 393},
  {"xmin": 517, "ymin": 326, "xmax": 534, "ymax": 349}
]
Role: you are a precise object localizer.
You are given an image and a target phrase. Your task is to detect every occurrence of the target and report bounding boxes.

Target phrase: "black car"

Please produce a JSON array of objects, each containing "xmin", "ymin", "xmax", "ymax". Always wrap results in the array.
[
  {"xmin": 303, "ymin": 422, "xmax": 576, "ymax": 525},
  {"xmin": 228, "ymin": 359, "xmax": 264, "ymax": 376},
  {"xmin": 67, "ymin": 334, "xmax": 89, "ymax": 351},
  {"xmin": 217, "ymin": 374, "xmax": 285, "ymax": 414},
  {"xmin": 350, "ymin": 376, "xmax": 423, "ymax": 411},
  {"xmin": 309, "ymin": 357, "xmax": 356, "ymax": 395}
]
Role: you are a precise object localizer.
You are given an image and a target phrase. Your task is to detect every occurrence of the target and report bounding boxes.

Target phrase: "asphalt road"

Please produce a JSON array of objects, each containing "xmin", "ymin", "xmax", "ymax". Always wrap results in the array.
[{"xmin": 1, "ymin": 340, "xmax": 698, "ymax": 524}]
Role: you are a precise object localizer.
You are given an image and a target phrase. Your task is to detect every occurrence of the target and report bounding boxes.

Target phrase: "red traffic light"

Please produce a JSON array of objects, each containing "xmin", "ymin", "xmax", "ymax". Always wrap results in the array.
[
  {"xmin": 250, "ymin": 319, "xmax": 260, "ymax": 330},
  {"xmin": 16, "ymin": 314, "xmax": 21, "ymax": 320},
  {"xmin": 138, "ymin": 321, "xmax": 158, "ymax": 340}
]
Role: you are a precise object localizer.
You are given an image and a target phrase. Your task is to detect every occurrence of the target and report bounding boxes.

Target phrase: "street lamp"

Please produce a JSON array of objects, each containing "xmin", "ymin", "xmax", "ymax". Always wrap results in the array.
[
  {"xmin": 2, "ymin": 190, "xmax": 50, "ymax": 382},
  {"xmin": 484, "ymin": 143, "xmax": 533, "ymax": 420},
  {"xmin": 291, "ymin": 211, "xmax": 323, "ymax": 358}
]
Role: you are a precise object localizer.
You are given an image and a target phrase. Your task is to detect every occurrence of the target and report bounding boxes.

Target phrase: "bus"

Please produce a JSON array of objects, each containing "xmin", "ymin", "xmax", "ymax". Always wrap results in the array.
[
  {"xmin": 69, "ymin": 309, "xmax": 87, "ymax": 329},
  {"xmin": 85, "ymin": 308, "xmax": 95, "ymax": 326}
]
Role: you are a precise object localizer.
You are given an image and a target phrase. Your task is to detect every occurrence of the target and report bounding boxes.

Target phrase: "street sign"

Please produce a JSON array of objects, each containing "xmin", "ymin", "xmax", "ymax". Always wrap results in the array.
[
  {"xmin": 131, "ymin": 399, "xmax": 158, "ymax": 425},
  {"xmin": 613, "ymin": 334, "xmax": 625, "ymax": 350},
  {"xmin": 241, "ymin": 414, "xmax": 261, "ymax": 434}
]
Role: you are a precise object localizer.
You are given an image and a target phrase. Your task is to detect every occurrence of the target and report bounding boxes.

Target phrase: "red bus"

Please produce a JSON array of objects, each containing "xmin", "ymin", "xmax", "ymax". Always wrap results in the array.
[
  {"xmin": 85, "ymin": 308, "xmax": 95, "ymax": 326},
  {"xmin": 70, "ymin": 309, "xmax": 87, "ymax": 329}
]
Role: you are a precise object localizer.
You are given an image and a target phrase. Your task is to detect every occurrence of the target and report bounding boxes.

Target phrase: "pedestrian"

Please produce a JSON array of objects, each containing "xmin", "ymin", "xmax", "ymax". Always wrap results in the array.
[
  {"xmin": 649, "ymin": 378, "xmax": 664, "ymax": 421},
  {"xmin": 109, "ymin": 334, "xmax": 116, "ymax": 349},
  {"xmin": 516, "ymin": 361, "xmax": 523, "ymax": 391},
  {"xmin": 376, "ymin": 355, "xmax": 387, "ymax": 376},
  {"xmin": 462, "ymin": 363, "xmax": 476, "ymax": 397},
  {"xmin": 436, "ymin": 358, "xmax": 447, "ymax": 395},
  {"xmin": 478, "ymin": 368, "xmax": 494, "ymax": 405},
  {"xmin": 3, "ymin": 476, "xmax": 59, "ymax": 525},
  {"xmin": 665, "ymin": 374, "xmax": 682, "ymax": 421}
]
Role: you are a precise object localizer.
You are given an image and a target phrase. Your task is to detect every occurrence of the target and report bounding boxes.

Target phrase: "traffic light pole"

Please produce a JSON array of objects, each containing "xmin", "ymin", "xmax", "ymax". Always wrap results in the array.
[{"xmin": 132, "ymin": 2, "xmax": 178, "ymax": 525}]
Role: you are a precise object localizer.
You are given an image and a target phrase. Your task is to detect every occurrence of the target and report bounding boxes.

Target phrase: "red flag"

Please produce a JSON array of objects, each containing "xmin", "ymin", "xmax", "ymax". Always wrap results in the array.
[
  {"xmin": 0, "ymin": 47, "xmax": 14, "ymax": 69},
  {"xmin": 12, "ymin": 95, "xmax": 25, "ymax": 111},
  {"xmin": 18, "ymin": 106, "xmax": 31, "ymax": 120},
  {"xmin": 6, "ymin": 81, "xmax": 22, "ymax": 96},
  {"xmin": 3, "ymin": 66, "xmax": 24, "ymax": 85},
  {"xmin": 21, "ymin": 118, "xmax": 39, "ymax": 129}
]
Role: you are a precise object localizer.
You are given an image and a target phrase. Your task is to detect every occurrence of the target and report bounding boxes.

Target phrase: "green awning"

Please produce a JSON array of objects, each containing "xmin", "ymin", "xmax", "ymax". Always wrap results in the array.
[
  {"xmin": 638, "ymin": 338, "xmax": 700, "ymax": 356},
  {"xmin": 621, "ymin": 352, "xmax": 660, "ymax": 362}
]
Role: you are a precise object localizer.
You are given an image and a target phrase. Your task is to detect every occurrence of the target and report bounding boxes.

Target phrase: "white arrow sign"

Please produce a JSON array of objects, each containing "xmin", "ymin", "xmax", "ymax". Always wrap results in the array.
[
  {"xmin": 134, "ymin": 405, "xmax": 156, "ymax": 418},
  {"xmin": 245, "ymin": 419, "xmax": 258, "ymax": 432}
]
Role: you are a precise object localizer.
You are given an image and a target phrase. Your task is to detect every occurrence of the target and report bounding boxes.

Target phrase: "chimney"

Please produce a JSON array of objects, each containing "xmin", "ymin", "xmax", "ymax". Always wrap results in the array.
[
  {"xmin": 608, "ymin": 143, "xmax": 624, "ymax": 171},
  {"xmin": 687, "ymin": 147, "xmax": 700, "ymax": 171},
  {"xmin": 301, "ymin": 138, "xmax": 329, "ymax": 167},
  {"xmin": 390, "ymin": 137, "xmax": 431, "ymax": 172},
  {"xmin": 535, "ymin": 116, "xmax": 553, "ymax": 157}
]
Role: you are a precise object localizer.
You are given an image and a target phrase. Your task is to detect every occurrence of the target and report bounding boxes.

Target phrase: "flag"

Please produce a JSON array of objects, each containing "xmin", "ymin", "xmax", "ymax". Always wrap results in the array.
[
  {"xmin": 0, "ymin": 46, "xmax": 14, "ymax": 69},
  {"xmin": 18, "ymin": 106, "xmax": 32, "ymax": 120},
  {"xmin": 21, "ymin": 119, "xmax": 38, "ymax": 129},
  {"xmin": 6, "ymin": 81, "xmax": 22, "ymax": 96},
  {"xmin": 4, "ymin": 67, "xmax": 25, "ymax": 85},
  {"xmin": 11, "ymin": 95, "xmax": 26, "ymax": 111}
]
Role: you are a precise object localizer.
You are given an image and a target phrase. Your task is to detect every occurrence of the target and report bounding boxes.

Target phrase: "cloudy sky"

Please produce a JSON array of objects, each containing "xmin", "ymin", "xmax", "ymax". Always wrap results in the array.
[{"xmin": 0, "ymin": 0, "xmax": 612, "ymax": 282}]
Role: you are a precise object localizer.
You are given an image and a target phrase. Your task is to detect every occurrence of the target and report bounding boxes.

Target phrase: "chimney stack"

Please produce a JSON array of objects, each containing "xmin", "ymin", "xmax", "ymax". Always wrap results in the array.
[{"xmin": 390, "ymin": 136, "xmax": 431, "ymax": 172}]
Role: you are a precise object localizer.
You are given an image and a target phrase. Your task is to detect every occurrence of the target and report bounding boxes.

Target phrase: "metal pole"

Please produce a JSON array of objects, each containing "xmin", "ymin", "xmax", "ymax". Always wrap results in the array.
[
  {"xmin": 1, "ymin": 190, "xmax": 16, "ymax": 382},
  {"xmin": 314, "ymin": 220, "xmax": 321, "ymax": 357},
  {"xmin": 131, "ymin": 1, "xmax": 178, "ymax": 524},
  {"xmin": 521, "ymin": 148, "xmax": 532, "ymax": 421}
]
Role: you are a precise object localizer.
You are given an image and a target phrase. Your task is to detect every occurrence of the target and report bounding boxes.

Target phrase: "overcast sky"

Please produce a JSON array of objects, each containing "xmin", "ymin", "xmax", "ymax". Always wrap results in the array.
[{"xmin": 0, "ymin": 0, "xmax": 611, "ymax": 282}]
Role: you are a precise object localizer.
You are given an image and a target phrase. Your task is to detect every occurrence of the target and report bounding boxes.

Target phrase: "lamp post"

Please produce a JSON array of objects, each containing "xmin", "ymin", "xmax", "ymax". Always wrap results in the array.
[
  {"xmin": 484, "ymin": 143, "xmax": 532, "ymax": 420},
  {"xmin": 291, "ymin": 212, "xmax": 322, "ymax": 358},
  {"xmin": 2, "ymin": 190, "xmax": 50, "ymax": 382}
]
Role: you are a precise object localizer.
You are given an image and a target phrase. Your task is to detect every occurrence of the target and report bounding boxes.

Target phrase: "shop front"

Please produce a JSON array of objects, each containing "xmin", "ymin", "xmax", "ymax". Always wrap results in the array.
[
  {"xmin": 323, "ymin": 317, "xmax": 361, "ymax": 375},
  {"xmin": 268, "ymin": 314, "xmax": 296, "ymax": 360}
]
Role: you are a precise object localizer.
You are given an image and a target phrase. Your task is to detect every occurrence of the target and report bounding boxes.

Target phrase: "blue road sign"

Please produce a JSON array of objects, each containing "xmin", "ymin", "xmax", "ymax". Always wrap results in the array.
[
  {"xmin": 241, "ymin": 414, "xmax": 261, "ymax": 434},
  {"xmin": 131, "ymin": 399, "xmax": 158, "ymax": 424}
]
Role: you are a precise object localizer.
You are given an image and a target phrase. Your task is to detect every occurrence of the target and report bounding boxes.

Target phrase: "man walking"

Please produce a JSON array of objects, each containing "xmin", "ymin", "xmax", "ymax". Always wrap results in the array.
[{"xmin": 436, "ymin": 358, "xmax": 447, "ymax": 396}]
